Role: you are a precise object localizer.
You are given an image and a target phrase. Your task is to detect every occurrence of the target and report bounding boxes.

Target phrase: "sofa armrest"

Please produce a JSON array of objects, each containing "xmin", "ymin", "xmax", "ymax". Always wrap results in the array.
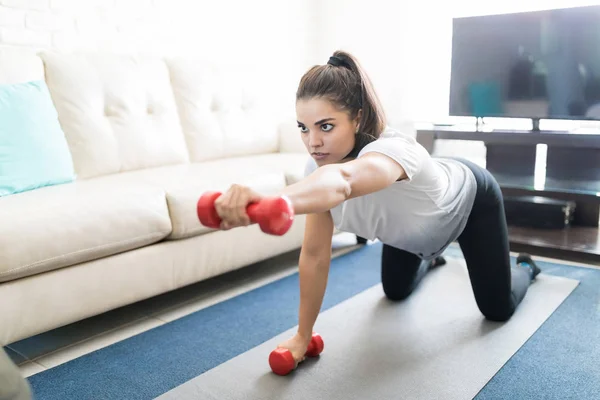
[{"xmin": 277, "ymin": 119, "xmax": 306, "ymax": 153}]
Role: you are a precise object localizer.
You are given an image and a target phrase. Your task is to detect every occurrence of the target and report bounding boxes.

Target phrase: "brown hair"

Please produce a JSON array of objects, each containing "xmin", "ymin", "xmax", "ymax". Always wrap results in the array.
[{"xmin": 296, "ymin": 50, "xmax": 387, "ymax": 156}]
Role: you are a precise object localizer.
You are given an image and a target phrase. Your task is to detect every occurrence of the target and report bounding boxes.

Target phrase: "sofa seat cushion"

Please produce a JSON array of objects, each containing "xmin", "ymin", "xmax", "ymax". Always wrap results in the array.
[
  {"xmin": 0, "ymin": 180, "xmax": 172, "ymax": 283},
  {"xmin": 105, "ymin": 153, "xmax": 309, "ymax": 239}
]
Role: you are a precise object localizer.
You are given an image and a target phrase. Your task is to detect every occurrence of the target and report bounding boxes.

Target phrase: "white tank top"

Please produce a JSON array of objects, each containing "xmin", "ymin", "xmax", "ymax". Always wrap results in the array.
[{"xmin": 304, "ymin": 127, "xmax": 477, "ymax": 260}]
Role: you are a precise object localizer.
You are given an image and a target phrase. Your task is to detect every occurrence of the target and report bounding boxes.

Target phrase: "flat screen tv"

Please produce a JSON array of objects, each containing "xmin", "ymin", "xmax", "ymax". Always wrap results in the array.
[{"xmin": 449, "ymin": 5, "xmax": 600, "ymax": 123}]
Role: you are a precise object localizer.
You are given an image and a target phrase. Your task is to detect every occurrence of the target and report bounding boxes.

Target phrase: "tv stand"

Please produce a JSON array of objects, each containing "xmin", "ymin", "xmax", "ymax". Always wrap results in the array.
[
  {"xmin": 419, "ymin": 126, "xmax": 600, "ymax": 185},
  {"xmin": 475, "ymin": 117, "xmax": 485, "ymax": 130},
  {"xmin": 473, "ymin": 117, "xmax": 541, "ymax": 132},
  {"xmin": 416, "ymin": 124, "xmax": 600, "ymax": 263}
]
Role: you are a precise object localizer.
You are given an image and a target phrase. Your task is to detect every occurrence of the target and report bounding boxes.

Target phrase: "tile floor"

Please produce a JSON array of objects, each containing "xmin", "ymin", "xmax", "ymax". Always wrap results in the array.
[{"xmin": 5, "ymin": 232, "xmax": 363, "ymax": 377}]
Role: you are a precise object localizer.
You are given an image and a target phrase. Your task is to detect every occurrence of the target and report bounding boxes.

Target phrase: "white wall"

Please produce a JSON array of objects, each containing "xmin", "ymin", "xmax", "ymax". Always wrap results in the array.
[
  {"xmin": 3, "ymin": 0, "xmax": 599, "ymax": 123},
  {"xmin": 0, "ymin": 0, "xmax": 318, "ymax": 114},
  {"xmin": 314, "ymin": 0, "xmax": 600, "ymax": 124}
]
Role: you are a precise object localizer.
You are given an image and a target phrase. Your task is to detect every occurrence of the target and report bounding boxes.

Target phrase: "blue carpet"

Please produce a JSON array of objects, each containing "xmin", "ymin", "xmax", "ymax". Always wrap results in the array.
[{"xmin": 26, "ymin": 243, "xmax": 598, "ymax": 400}]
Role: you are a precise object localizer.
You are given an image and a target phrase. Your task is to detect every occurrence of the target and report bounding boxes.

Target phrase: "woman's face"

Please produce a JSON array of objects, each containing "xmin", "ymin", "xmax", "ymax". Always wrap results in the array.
[{"xmin": 296, "ymin": 97, "xmax": 361, "ymax": 166}]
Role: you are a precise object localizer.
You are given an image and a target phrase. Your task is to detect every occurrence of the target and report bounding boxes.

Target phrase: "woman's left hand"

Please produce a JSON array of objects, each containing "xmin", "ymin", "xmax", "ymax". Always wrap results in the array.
[{"xmin": 214, "ymin": 184, "xmax": 264, "ymax": 230}]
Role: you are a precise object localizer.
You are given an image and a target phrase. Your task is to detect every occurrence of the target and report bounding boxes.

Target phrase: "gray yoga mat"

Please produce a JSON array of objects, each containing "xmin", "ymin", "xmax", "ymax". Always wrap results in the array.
[{"xmin": 158, "ymin": 257, "xmax": 578, "ymax": 400}]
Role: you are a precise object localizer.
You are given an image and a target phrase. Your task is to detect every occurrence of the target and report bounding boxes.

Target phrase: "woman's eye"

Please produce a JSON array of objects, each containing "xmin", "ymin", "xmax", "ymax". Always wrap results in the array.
[
  {"xmin": 298, "ymin": 125, "xmax": 308, "ymax": 133},
  {"xmin": 322, "ymin": 123, "xmax": 334, "ymax": 132}
]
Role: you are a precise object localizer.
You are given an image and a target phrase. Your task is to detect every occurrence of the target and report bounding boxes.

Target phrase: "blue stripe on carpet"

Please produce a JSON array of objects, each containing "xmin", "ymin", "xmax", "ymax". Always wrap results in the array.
[
  {"xmin": 465, "ymin": 251, "xmax": 600, "ymax": 400},
  {"xmin": 27, "ymin": 243, "xmax": 599, "ymax": 400},
  {"xmin": 28, "ymin": 244, "xmax": 384, "ymax": 400}
]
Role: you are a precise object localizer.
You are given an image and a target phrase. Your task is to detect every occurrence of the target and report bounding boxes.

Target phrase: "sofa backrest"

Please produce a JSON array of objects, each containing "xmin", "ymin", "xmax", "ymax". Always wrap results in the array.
[
  {"xmin": 40, "ymin": 51, "xmax": 191, "ymax": 179},
  {"xmin": 1, "ymin": 49, "xmax": 285, "ymax": 180},
  {"xmin": 166, "ymin": 57, "xmax": 280, "ymax": 162}
]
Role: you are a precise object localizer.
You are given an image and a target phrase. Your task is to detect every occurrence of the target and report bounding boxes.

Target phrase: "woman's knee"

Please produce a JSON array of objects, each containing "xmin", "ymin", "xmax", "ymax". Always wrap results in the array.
[
  {"xmin": 380, "ymin": 245, "xmax": 431, "ymax": 301},
  {"xmin": 382, "ymin": 281, "xmax": 415, "ymax": 301},
  {"xmin": 381, "ymin": 261, "xmax": 416, "ymax": 301},
  {"xmin": 480, "ymin": 303, "xmax": 516, "ymax": 322}
]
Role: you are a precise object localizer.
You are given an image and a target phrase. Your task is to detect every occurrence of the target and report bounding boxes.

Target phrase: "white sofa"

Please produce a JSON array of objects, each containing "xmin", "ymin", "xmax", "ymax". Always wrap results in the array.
[{"xmin": 0, "ymin": 47, "xmax": 312, "ymax": 346}]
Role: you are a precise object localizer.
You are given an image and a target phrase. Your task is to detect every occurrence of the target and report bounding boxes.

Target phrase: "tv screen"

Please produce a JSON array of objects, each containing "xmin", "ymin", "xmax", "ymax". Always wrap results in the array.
[{"xmin": 449, "ymin": 5, "xmax": 600, "ymax": 121}]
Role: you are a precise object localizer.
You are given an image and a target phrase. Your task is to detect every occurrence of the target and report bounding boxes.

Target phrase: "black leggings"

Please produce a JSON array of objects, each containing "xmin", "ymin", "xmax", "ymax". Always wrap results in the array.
[{"xmin": 381, "ymin": 158, "xmax": 531, "ymax": 321}]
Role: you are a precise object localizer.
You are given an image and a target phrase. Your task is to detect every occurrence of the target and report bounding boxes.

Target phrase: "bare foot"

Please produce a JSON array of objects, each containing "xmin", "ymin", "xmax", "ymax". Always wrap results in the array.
[{"xmin": 277, "ymin": 334, "xmax": 311, "ymax": 366}]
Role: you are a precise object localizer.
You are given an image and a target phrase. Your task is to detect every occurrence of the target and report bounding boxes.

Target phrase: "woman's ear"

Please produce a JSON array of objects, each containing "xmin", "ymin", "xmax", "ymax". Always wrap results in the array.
[{"xmin": 354, "ymin": 109, "xmax": 363, "ymax": 133}]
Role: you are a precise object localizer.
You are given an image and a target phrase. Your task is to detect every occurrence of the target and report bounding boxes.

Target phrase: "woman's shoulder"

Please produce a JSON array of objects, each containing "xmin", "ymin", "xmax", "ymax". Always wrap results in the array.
[
  {"xmin": 360, "ymin": 126, "xmax": 419, "ymax": 153},
  {"xmin": 378, "ymin": 126, "xmax": 417, "ymax": 140},
  {"xmin": 357, "ymin": 126, "xmax": 429, "ymax": 180}
]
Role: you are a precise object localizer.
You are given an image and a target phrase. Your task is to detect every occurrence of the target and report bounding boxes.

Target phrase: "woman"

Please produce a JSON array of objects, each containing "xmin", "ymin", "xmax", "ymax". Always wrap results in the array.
[{"xmin": 213, "ymin": 50, "xmax": 541, "ymax": 366}]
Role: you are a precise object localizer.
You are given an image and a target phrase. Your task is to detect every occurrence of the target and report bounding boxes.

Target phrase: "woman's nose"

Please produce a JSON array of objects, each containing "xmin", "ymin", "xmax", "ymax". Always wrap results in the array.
[{"xmin": 308, "ymin": 132, "xmax": 323, "ymax": 147}]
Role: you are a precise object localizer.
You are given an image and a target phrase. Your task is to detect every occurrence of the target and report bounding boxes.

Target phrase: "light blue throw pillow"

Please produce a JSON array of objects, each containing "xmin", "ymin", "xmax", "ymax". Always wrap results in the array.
[{"xmin": 0, "ymin": 80, "xmax": 75, "ymax": 197}]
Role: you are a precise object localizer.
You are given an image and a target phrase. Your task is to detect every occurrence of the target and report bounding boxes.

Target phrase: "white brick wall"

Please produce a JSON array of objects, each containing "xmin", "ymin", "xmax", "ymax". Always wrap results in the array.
[
  {"xmin": 0, "ymin": 0, "xmax": 313, "ymax": 61},
  {"xmin": 1, "ymin": 26, "xmax": 49, "ymax": 46},
  {"xmin": 0, "ymin": 0, "xmax": 315, "ymax": 113},
  {"xmin": 0, "ymin": 6, "xmax": 24, "ymax": 27},
  {"xmin": 0, "ymin": 0, "xmax": 158, "ymax": 51},
  {"xmin": 1, "ymin": 0, "xmax": 48, "ymax": 11},
  {"xmin": 25, "ymin": 10, "xmax": 72, "ymax": 31}
]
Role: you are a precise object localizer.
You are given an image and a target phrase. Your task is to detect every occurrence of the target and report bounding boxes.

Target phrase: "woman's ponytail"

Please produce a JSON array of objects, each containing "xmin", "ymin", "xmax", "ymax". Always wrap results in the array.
[{"xmin": 330, "ymin": 51, "xmax": 386, "ymax": 138}]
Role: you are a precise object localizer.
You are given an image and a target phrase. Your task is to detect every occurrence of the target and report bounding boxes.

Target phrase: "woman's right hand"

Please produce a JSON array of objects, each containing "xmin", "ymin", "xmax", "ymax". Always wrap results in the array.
[
  {"xmin": 277, "ymin": 333, "xmax": 312, "ymax": 365},
  {"xmin": 214, "ymin": 184, "xmax": 263, "ymax": 230}
]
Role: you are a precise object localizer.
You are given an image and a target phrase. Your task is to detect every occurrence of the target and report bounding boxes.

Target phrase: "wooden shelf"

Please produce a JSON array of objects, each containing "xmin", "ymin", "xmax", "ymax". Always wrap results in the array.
[
  {"xmin": 415, "ymin": 126, "xmax": 600, "ymax": 265},
  {"xmin": 417, "ymin": 126, "xmax": 600, "ymax": 149},
  {"xmin": 508, "ymin": 225, "xmax": 600, "ymax": 265}
]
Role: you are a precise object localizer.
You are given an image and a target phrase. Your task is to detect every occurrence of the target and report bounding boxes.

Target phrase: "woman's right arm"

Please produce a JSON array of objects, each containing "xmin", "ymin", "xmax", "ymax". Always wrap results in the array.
[{"xmin": 297, "ymin": 210, "xmax": 334, "ymax": 341}]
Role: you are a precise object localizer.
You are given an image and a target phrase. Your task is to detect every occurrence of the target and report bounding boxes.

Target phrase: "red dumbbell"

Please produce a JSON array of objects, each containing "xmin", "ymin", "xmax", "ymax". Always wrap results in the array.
[
  {"xmin": 268, "ymin": 333, "xmax": 324, "ymax": 376},
  {"xmin": 196, "ymin": 191, "xmax": 295, "ymax": 236}
]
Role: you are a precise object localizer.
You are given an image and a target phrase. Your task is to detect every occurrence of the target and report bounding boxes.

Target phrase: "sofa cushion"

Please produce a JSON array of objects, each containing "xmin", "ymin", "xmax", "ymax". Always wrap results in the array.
[
  {"xmin": 0, "ymin": 80, "xmax": 76, "ymax": 197},
  {"xmin": 167, "ymin": 57, "xmax": 279, "ymax": 162},
  {"xmin": 0, "ymin": 179, "xmax": 172, "ymax": 283},
  {"xmin": 168, "ymin": 171, "xmax": 288, "ymax": 239},
  {"xmin": 106, "ymin": 153, "xmax": 309, "ymax": 239},
  {"xmin": 39, "ymin": 51, "xmax": 190, "ymax": 179},
  {"xmin": 278, "ymin": 119, "xmax": 307, "ymax": 154}
]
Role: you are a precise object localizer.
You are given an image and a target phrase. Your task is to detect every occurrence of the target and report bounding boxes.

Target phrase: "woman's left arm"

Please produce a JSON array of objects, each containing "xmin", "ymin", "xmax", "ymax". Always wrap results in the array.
[{"xmin": 281, "ymin": 153, "xmax": 407, "ymax": 215}]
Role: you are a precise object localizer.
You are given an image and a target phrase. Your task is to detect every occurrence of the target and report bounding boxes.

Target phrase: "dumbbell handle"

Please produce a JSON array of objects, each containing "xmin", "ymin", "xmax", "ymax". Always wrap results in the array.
[
  {"xmin": 268, "ymin": 333, "xmax": 324, "ymax": 376},
  {"xmin": 196, "ymin": 191, "xmax": 294, "ymax": 236}
]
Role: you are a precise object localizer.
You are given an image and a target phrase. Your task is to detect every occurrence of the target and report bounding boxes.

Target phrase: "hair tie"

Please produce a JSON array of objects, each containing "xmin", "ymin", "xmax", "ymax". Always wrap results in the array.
[{"xmin": 327, "ymin": 56, "xmax": 347, "ymax": 68}]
